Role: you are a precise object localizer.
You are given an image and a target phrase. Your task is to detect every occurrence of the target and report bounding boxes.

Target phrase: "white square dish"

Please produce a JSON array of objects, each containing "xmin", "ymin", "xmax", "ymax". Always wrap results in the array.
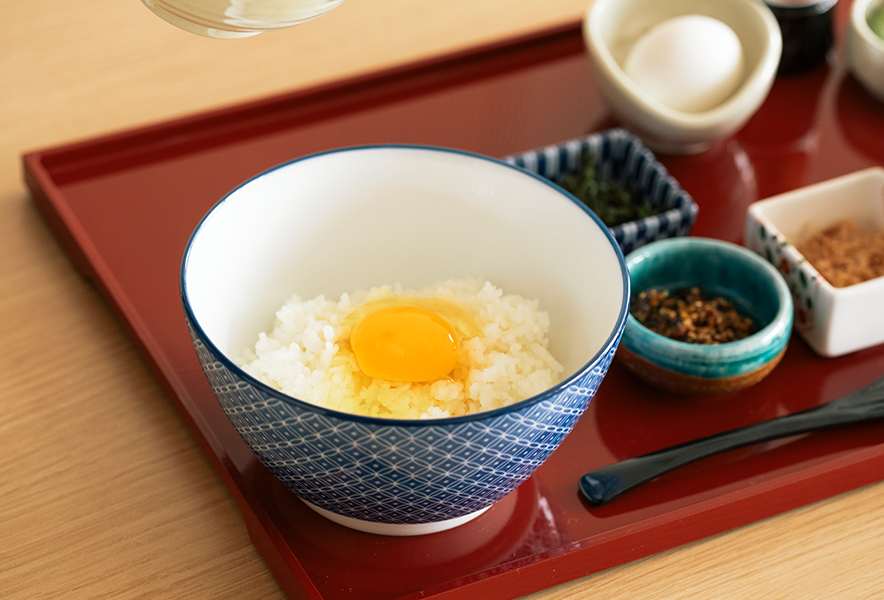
[{"xmin": 745, "ymin": 167, "xmax": 884, "ymax": 357}]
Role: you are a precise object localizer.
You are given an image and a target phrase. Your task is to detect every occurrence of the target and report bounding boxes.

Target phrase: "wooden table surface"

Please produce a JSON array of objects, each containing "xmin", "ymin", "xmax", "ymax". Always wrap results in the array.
[{"xmin": 3, "ymin": 1, "xmax": 884, "ymax": 598}]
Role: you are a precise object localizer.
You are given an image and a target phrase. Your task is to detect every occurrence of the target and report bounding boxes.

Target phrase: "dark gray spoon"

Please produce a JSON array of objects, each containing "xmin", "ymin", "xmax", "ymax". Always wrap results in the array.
[{"xmin": 580, "ymin": 374, "xmax": 884, "ymax": 506}]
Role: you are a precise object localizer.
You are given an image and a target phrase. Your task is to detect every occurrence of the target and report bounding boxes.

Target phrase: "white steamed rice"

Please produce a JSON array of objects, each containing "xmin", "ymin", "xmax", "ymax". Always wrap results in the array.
[{"xmin": 236, "ymin": 278, "xmax": 564, "ymax": 419}]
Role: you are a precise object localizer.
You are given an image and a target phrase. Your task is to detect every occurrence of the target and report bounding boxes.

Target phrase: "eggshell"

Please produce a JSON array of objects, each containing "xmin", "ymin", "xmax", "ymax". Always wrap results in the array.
[{"xmin": 624, "ymin": 15, "xmax": 745, "ymax": 113}]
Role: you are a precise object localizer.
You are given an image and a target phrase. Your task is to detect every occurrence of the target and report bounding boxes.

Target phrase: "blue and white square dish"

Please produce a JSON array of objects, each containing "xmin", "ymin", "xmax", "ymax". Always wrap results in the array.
[{"xmin": 504, "ymin": 128, "xmax": 698, "ymax": 254}]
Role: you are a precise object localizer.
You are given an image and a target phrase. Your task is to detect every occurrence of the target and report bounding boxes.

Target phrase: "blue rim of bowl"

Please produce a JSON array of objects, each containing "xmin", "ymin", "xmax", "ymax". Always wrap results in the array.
[
  {"xmin": 180, "ymin": 143, "xmax": 631, "ymax": 426},
  {"xmin": 623, "ymin": 237, "xmax": 794, "ymax": 370}
]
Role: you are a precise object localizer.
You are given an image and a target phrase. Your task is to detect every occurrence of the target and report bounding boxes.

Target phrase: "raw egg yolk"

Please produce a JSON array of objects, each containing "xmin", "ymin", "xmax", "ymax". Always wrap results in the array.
[{"xmin": 349, "ymin": 306, "xmax": 459, "ymax": 382}]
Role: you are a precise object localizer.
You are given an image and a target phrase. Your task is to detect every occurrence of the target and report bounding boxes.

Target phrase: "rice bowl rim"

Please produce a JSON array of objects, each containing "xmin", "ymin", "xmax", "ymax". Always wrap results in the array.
[{"xmin": 180, "ymin": 143, "xmax": 631, "ymax": 426}]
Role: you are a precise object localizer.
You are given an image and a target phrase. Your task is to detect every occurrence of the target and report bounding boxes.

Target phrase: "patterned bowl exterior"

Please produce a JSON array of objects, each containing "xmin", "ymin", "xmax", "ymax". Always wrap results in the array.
[
  {"xmin": 504, "ymin": 128, "xmax": 698, "ymax": 255},
  {"xmin": 186, "ymin": 316, "xmax": 622, "ymax": 526}
]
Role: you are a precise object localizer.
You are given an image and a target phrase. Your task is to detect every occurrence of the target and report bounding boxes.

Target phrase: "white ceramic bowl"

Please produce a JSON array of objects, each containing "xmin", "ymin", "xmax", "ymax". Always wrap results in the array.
[
  {"xmin": 745, "ymin": 167, "xmax": 884, "ymax": 357},
  {"xmin": 847, "ymin": 0, "xmax": 884, "ymax": 104},
  {"xmin": 181, "ymin": 145, "xmax": 630, "ymax": 535},
  {"xmin": 583, "ymin": 0, "xmax": 782, "ymax": 154}
]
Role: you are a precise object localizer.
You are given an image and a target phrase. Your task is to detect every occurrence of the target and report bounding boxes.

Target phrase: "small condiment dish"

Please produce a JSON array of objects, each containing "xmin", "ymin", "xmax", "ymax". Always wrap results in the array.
[
  {"xmin": 618, "ymin": 237, "xmax": 793, "ymax": 395},
  {"xmin": 745, "ymin": 167, "xmax": 884, "ymax": 357},
  {"xmin": 505, "ymin": 128, "xmax": 698, "ymax": 255},
  {"xmin": 583, "ymin": 0, "xmax": 782, "ymax": 154},
  {"xmin": 847, "ymin": 0, "xmax": 884, "ymax": 104}
]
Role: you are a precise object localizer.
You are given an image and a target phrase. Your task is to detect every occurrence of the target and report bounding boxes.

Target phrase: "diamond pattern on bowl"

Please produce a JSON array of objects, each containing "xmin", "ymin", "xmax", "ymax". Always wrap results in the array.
[{"xmin": 188, "ymin": 317, "xmax": 616, "ymax": 524}]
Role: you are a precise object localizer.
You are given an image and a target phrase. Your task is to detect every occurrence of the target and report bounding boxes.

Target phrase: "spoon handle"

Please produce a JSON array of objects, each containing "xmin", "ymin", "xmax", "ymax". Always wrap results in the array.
[{"xmin": 580, "ymin": 376, "xmax": 884, "ymax": 506}]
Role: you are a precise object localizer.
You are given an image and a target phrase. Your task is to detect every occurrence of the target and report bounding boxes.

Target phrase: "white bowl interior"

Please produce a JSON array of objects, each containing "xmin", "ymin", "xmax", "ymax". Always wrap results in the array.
[
  {"xmin": 595, "ymin": 0, "xmax": 770, "ymax": 75},
  {"xmin": 590, "ymin": 0, "xmax": 777, "ymax": 117},
  {"xmin": 183, "ymin": 146, "xmax": 627, "ymax": 380}
]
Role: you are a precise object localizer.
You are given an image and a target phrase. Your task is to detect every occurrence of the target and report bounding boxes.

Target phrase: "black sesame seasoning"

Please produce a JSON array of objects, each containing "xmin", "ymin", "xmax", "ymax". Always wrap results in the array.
[{"xmin": 631, "ymin": 287, "xmax": 755, "ymax": 344}]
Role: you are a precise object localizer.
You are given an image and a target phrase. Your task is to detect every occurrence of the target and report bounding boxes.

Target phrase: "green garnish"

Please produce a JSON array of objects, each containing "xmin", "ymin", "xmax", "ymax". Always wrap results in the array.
[
  {"xmin": 556, "ymin": 150, "xmax": 665, "ymax": 227},
  {"xmin": 869, "ymin": 5, "xmax": 884, "ymax": 40}
]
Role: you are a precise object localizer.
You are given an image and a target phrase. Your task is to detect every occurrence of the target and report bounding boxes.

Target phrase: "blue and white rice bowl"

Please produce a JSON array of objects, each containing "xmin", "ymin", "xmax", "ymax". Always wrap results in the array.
[
  {"xmin": 505, "ymin": 128, "xmax": 698, "ymax": 255},
  {"xmin": 181, "ymin": 145, "xmax": 630, "ymax": 536}
]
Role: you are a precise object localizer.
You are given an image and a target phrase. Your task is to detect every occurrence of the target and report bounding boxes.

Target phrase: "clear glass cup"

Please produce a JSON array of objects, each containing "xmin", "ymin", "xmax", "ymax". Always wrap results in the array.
[{"xmin": 141, "ymin": 0, "xmax": 346, "ymax": 38}]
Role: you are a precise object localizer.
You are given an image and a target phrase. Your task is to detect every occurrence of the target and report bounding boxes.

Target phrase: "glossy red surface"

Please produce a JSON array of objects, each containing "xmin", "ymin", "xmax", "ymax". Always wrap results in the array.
[{"xmin": 23, "ymin": 9, "xmax": 884, "ymax": 600}]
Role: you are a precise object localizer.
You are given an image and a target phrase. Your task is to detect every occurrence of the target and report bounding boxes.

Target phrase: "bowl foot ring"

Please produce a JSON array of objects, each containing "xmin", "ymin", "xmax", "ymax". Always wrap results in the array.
[{"xmin": 301, "ymin": 499, "xmax": 491, "ymax": 536}]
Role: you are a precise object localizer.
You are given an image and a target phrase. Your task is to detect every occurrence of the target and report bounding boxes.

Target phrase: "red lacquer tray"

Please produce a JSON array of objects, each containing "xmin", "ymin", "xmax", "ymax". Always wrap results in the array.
[{"xmin": 23, "ymin": 13, "xmax": 884, "ymax": 600}]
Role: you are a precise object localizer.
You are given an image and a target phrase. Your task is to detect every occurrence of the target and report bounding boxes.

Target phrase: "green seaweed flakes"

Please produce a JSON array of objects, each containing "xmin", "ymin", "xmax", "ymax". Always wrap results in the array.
[{"xmin": 556, "ymin": 151, "xmax": 665, "ymax": 227}]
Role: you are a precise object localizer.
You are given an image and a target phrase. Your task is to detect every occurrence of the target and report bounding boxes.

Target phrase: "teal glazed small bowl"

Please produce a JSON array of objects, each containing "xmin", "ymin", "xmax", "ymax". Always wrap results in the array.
[{"xmin": 619, "ymin": 237, "xmax": 793, "ymax": 395}]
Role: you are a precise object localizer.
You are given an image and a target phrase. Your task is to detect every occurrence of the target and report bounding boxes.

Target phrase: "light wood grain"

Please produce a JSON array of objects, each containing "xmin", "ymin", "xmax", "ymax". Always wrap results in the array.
[{"xmin": 2, "ymin": 1, "xmax": 883, "ymax": 598}]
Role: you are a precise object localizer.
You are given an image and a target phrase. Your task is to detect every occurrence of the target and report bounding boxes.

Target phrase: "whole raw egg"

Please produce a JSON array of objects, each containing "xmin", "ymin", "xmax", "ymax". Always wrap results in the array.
[{"xmin": 624, "ymin": 15, "xmax": 745, "ymax": 113}]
